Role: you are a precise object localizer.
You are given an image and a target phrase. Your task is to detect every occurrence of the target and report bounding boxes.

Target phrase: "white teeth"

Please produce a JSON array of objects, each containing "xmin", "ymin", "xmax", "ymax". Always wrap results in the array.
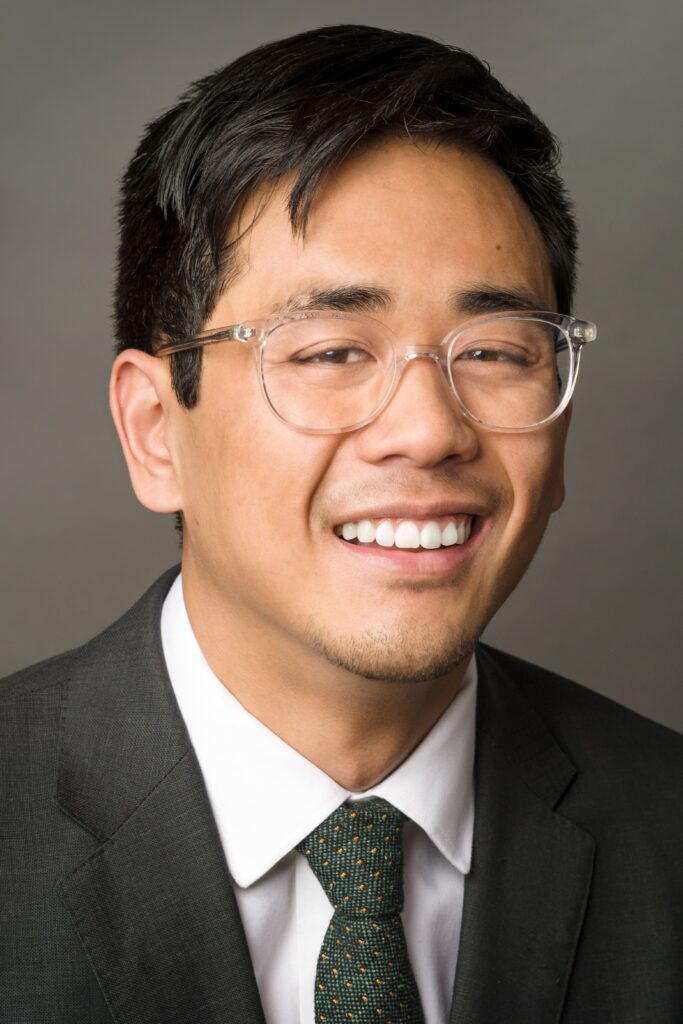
[
  {"xmin": 337, "ymin": 515, "xmax": 474, "ymax": 550},
  {"xmin": 441, "ymin": 521, "xmax": 458, "ymax": 546},
  {"xmin": 375, "ymin": 521, "xmax": 395, "ymax": 547},
  {"xmin": 394, "ymin": 521, "xmax": 421, "ymax": 549},
  {"xmin": 457, "ymin": 518, "xmax": 471, "ymax": 544},
  {"xmin": 420, "ymin": 521, "xmax": 442, "ymax": 549},
  {"xmin": 356, "ymin": 519, "xmax": 376, "ymax": 543}
]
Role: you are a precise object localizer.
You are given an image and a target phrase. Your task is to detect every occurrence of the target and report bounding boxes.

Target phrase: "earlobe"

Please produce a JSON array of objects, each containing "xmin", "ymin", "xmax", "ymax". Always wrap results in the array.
[
  {"xmin": 551, "ymin": 472, "xmax": 566, "ymax": 513},
  {"xmin": 109, "ymin": 350, "xmax": 183, "ymax": 514}
]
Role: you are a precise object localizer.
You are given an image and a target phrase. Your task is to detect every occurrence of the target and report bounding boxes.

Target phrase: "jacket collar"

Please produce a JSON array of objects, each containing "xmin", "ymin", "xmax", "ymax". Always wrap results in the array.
[
  {"xmin": 57, "ymin": 566, "xmax": 187, "ymax": 841},
  {"xmin": 449, "ymin": 643, "xmax": 595, "ymax": 1022},
  {"xmin": 57, "ymin": 566, "xmax": 267, "ymax": 1023}
]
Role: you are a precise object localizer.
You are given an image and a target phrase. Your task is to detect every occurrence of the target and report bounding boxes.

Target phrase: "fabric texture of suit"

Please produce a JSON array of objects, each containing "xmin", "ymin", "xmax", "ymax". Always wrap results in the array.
[{"xmin": 1, "ymin": 565, "xmax": 682, "ymax": 1023}]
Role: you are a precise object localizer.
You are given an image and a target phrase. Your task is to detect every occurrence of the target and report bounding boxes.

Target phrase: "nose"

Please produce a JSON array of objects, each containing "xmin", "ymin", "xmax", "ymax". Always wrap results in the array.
[{"xmin": 353, "ymin": 350, "xmax": 480, "ymax": 467}]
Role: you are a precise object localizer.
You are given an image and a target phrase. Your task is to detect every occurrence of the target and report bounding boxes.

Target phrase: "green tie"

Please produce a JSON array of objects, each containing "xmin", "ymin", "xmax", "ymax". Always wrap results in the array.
[{"xmin": 296, "ymin": 797, "xmax": 425, "ymax": 1023}]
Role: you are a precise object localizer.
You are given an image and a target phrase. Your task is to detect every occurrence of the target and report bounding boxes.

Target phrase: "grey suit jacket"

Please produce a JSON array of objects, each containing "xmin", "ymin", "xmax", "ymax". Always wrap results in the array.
[{"xmin": 1, "ymin": 566, "xmax": 682, "ymax": 1023}]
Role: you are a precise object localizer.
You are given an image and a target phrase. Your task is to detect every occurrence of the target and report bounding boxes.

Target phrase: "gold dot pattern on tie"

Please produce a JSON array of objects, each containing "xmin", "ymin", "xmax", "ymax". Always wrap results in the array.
[{"xmin": 296, "ymin": 797, "xmax": 425, "ymax": 1023}]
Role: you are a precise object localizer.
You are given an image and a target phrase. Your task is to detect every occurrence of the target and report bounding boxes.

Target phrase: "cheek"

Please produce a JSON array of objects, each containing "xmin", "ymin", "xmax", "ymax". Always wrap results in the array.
[
  {"xmin": 494, "ymin": 427, "xmax": 567, "ymax": 537},
  {"xmin": 178, "ymin": 391, "xmax": 339, "ymax": 557}
]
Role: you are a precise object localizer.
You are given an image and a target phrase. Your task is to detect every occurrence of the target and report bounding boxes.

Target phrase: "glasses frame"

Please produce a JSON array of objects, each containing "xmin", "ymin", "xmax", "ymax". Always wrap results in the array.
[{"xmin": 155, "ymin": 309, "xmax": 596, "ymax": 434}]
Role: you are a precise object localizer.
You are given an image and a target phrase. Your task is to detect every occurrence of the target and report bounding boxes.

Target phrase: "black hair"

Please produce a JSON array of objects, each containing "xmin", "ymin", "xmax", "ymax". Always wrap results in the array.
[{"xmin": 115, "ymin": 23, "xmax": 577, "ymax": 412}]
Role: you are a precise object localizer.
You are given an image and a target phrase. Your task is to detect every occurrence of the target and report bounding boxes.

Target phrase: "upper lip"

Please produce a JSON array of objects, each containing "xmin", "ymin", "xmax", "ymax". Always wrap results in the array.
[{"xmin": 332, "ymin": 502, "xmax": 487, "ymax": 525}]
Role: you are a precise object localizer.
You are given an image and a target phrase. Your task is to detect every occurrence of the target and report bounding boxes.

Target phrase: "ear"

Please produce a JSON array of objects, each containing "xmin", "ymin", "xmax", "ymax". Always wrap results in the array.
[
  {"xmin": 109, "ymin": 349, "xmax": 183, "ymax": 514},
  {"xmin": 550, "ymin": 401, "xmax": 573, "ymax": 513}
]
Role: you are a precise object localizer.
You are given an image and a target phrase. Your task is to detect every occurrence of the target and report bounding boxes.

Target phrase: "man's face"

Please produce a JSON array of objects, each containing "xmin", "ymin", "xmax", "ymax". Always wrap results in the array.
[{"xmin": 170, "ymin": 141, "xmax": 566, "ymax": 682}]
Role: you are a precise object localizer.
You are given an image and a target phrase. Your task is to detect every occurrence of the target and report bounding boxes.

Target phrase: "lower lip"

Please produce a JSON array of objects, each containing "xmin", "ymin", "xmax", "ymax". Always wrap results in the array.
[{"xmin": 331, "ymin": 520, "xmax": 486, "ymax": 576}]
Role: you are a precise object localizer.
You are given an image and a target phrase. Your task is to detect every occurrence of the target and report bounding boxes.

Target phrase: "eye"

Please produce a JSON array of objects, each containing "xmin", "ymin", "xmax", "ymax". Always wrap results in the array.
[
  {"xmin": 457, "ymin": 346, "xmax": 532, "ymax": 367},
  {"xmin": 294, "ymin": 346, "xmax": 374, "ymax": 365}
]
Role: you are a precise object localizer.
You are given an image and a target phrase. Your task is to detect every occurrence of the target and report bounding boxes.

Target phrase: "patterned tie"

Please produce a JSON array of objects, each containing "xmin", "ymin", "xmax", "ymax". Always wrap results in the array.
[{"xmin": 296, "ymin": 796, "xmax": 425, "ymax": 1023}]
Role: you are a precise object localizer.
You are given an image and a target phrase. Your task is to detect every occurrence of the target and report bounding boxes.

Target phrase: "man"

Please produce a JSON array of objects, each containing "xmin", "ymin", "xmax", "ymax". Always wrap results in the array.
[{"xmin": 1, "ymin": 23, "xmax": 681, "ymax": 1024}]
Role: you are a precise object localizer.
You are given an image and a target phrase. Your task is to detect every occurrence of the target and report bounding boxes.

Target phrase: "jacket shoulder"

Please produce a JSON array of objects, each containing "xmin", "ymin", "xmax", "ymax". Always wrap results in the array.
[
  {"xmin": 0, "ymin": 648, "xmax": 75, "ymax": 703},
  {"xmin": 478, "ymin": 642, "xmax": 683, "ymax": 775}
]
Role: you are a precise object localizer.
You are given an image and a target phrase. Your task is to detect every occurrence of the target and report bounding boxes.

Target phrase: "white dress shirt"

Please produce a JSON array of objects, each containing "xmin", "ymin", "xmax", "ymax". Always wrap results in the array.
[{"xmin": 161, "ymin": 574, "xmax": 476, "ymax": 1024}]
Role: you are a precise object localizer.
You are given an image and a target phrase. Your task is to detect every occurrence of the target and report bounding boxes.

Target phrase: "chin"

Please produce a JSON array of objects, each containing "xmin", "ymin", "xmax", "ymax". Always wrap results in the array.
[{"xmin": 301, "ymin": 619, "xmax": 480, "ymax": 683}]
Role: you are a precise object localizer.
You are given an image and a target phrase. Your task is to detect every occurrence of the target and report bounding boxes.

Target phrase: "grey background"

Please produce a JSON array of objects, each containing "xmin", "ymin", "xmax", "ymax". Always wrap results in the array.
[{"xmin": 2, "ymin": 0, "xmax": 681, "ymax": 730}]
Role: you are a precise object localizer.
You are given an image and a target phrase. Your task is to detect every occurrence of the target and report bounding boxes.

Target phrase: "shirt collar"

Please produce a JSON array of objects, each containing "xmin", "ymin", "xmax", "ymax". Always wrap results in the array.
[
  {"xmin": 359, "ymin": 664, "xmax": 476, "ymax": 875},
  {"xmin": 161, "ymin": 573, "xmax": 476, "ymax": 888}
]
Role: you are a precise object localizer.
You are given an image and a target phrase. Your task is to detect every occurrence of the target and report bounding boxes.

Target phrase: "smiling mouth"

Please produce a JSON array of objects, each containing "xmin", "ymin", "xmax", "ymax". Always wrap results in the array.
[{"xmin": 333, "ymin": 514, "xmax": 476, "ymax": 550}]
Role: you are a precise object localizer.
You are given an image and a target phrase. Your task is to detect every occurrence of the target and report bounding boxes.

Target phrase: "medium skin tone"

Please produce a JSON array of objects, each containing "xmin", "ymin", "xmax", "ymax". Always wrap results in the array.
[{"xmin": 111, "ymin": 141, "xmax": 568, "ymax": 791}]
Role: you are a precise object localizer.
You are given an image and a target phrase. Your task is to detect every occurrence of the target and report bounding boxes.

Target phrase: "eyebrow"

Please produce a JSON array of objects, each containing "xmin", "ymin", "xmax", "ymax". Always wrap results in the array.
[
  {"xmin": 456, "ymin": 286, "xmax": 547, "ymax": 315},
  {"xmin": 274, "ymin": 285, "xmax": 393, "ymax": 316},
  {"xmin": 271, "ymin": 282, "xmax": 547, "ymax": 318}
]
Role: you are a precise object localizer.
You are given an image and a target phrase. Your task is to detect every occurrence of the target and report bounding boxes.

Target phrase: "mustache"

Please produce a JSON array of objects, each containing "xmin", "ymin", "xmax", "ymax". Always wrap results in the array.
[{"xmin": 318, "ymin": 467, "xmax": 507, "ymax": 520}]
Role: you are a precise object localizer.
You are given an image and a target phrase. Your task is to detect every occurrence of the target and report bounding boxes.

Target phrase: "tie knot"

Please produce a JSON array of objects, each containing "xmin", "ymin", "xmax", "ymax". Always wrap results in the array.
[{"xmin": 297, "ymin": 797, "xmax": 406, "ymax": 918}]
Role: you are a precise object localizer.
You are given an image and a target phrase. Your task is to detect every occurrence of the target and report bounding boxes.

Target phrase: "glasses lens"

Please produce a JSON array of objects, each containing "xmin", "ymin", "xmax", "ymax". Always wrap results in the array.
[
  {"xmin": 261, "ymin": 317, "xmax": 393, "ymax": 430},
  {"xmin": 449, "ymin": 317, "xmax": 573, "ymax": 429}
]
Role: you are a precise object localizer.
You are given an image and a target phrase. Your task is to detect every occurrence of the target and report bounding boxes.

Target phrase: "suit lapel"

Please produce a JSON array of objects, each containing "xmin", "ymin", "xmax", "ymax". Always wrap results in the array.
[
  {"xmin": 450, "ymin": 645, "xmax": 596, "ymax": 1024},
  {"xmin": 56, "ymin": 567, "xmax": 266, "ymax": 1024}
]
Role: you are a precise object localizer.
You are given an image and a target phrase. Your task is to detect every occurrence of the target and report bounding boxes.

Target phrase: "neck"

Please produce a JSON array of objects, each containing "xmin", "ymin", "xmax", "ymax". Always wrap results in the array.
[{"xmin": 181, "ymin": 564, "xmax": 469, "ymax": 792}]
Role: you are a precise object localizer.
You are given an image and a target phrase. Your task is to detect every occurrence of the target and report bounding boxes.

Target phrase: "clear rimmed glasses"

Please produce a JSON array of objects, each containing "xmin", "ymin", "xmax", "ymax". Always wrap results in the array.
[{"xmin": 156, "ymin": 310, "xmax": 596, "ymax": 434}]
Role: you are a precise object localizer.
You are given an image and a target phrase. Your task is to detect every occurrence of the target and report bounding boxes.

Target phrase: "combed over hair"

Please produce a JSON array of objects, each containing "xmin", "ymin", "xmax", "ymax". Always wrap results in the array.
[{"xmin": 114, "ymin": 23, "xmax": 577, "ymax": 408}]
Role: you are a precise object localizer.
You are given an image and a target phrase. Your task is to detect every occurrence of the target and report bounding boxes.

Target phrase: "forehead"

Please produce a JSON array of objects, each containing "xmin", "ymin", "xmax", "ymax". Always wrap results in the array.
[{"xmin": 218, "ymin": 141, "xmax": 555, "ymax": 323}]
